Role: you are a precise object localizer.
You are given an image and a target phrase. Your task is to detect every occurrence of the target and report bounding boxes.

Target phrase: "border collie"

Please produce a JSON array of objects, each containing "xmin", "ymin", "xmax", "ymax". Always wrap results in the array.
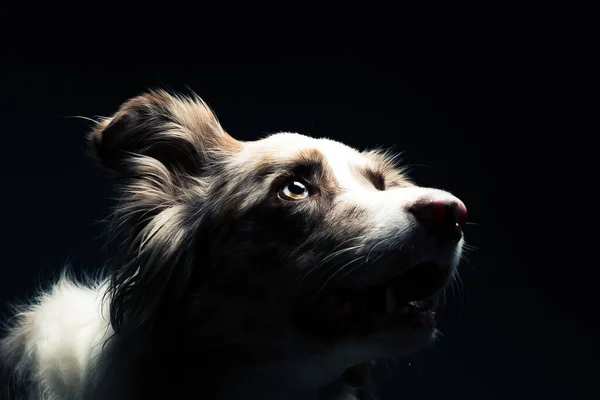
[{"xmin": 1, "ymin": 90, "xmax": 467, "ymax": 400}]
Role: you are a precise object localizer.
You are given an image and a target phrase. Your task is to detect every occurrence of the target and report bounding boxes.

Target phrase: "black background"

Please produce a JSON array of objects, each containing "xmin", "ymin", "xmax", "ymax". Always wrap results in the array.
[{"xmin": 0, "ymin": 16, "xmax": 596, "ymax": 399}]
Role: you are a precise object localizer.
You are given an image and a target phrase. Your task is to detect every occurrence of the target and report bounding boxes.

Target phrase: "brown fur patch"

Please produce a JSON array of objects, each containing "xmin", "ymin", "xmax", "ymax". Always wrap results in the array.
[
  {"xmin": 362, "ymin": 149, "xmax": 413, "ymax": 188},
  {"xmin": 89, "ymin": 89, "xmax": 241, "ymax": 176}
]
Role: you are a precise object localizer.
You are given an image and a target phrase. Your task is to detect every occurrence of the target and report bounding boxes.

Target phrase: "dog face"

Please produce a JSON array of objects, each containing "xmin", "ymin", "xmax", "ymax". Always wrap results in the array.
[{"xmin": 90, "ymin": 91, "xmax": 466, "ymax": 369}]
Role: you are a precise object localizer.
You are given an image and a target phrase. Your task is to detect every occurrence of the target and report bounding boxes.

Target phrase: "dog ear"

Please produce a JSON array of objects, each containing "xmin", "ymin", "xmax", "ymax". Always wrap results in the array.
[
  {"xmin": 89, "ymin": 89, "xmax": 240, "ymax": 176},
  {"xmin": 89, "ymin": 90, "xmax": 241, "ymax": 333}
]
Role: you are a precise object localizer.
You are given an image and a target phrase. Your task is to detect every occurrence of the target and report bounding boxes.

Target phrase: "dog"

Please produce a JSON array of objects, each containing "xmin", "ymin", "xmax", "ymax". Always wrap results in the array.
[{"xmin": 0, "ymin": 90, "xmax": 468, "ymax": 400}]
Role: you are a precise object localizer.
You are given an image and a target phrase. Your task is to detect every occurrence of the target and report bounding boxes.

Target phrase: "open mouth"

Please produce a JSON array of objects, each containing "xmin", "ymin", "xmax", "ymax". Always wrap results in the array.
[{"xmin": 292, "ymin": 261, "xmax": 452, "ymax": 340}]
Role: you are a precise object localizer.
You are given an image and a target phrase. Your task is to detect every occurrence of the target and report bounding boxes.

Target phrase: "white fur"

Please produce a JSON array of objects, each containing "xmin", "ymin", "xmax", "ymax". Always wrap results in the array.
[{"xmin": 2, "ymin": 276, "xmax": 112, "ymax": 399}]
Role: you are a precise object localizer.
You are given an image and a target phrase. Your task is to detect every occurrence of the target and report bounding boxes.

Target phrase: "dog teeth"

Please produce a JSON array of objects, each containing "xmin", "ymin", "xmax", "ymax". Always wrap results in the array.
[{"xmin": 386, "ymin": 288, "xmax": 397, "ymax": 314}]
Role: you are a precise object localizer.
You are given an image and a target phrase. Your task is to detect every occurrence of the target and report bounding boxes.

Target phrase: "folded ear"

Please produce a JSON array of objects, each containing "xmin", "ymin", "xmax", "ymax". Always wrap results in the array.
[
  {"xmin": 88, "ymin": 90, "xmax": 241, "ymax": 332},
  {"xmin": 89, "ymin": 89, "xmax": 240, "ymax": 176}
]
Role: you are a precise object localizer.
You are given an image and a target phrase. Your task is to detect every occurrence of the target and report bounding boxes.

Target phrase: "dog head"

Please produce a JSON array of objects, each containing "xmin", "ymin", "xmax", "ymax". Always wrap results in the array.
[{"xmin": 90, "ymin": 90, "xmax": 467, "ymax": 370}]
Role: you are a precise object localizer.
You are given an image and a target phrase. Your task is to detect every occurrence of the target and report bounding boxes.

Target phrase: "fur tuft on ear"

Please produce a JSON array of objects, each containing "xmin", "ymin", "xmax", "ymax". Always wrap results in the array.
[
  {"xmin": 89, "ymin": 89, "xmax": 240, "ymax": 176},
  {"xmin": 89, "ymin": 90, "xmax": 241, "ymax": 334}
]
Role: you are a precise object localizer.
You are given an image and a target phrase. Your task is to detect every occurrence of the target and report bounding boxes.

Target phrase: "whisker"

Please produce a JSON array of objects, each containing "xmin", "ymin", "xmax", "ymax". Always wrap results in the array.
[
  {"xmin": 295, "ymin": 235, "xmax": 367, "ymax": 283},
  {"xmin": 357, "ymin": 252, "xmax": 387, "ymax": 280},
  {"xmin": 366, "ymin": 239, "xmax": 388, "ymax": 263},
  {"xmin": 338, "ymin": 257, "xmax": 368, "ymax": 279},
  {"xmin": 312, "ymin": 256, "xmax": 365, "ymax": 300},
  {"xmin": 460, "ymin": 254, "xmax": 478, "ymax": 272},
  {"xmin": 63, "ymin": 115, "xmax": 103, "ymax": 124},
  {"xmin": 452, "ymin": 270, "xmax": 467, "ymax": 317},
  {"xmin": 330, "ymin": 235, "xmax": 368, "ymax": 252},
  {"xmin": 299, "ymin": 245, "xmax": 363, "ymax": 283}
]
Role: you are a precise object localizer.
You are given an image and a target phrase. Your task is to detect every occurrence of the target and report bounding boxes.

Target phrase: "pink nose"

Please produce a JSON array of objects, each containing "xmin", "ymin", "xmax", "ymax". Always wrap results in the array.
[{"xmin": 409, "ymin": 198, "xmax": 468, "ymax": 244}]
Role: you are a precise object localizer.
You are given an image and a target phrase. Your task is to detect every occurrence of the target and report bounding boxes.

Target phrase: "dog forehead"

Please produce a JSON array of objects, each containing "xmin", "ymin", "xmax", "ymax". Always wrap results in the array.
[{"xmin": 245, "ymin": 132, "xmax": 371, "ymax": 189}]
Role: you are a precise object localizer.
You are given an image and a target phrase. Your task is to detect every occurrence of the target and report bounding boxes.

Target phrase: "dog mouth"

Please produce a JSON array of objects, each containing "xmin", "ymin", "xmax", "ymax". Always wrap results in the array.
[{"xmin": 292, "ymin": 261, "xmax": 451, "ymax": 340}]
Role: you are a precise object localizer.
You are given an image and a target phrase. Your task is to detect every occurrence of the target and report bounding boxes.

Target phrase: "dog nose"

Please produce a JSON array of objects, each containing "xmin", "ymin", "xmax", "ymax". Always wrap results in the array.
[{"xmin": 409, "ymin": 198, "xmax": 468, "ymax": 244}]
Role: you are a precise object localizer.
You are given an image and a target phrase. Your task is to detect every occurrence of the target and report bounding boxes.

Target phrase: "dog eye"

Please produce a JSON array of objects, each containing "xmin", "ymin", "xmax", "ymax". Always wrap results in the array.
[{"xmin": 279, "ymin": 180, "xmax": 311, "ymax": 201}]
